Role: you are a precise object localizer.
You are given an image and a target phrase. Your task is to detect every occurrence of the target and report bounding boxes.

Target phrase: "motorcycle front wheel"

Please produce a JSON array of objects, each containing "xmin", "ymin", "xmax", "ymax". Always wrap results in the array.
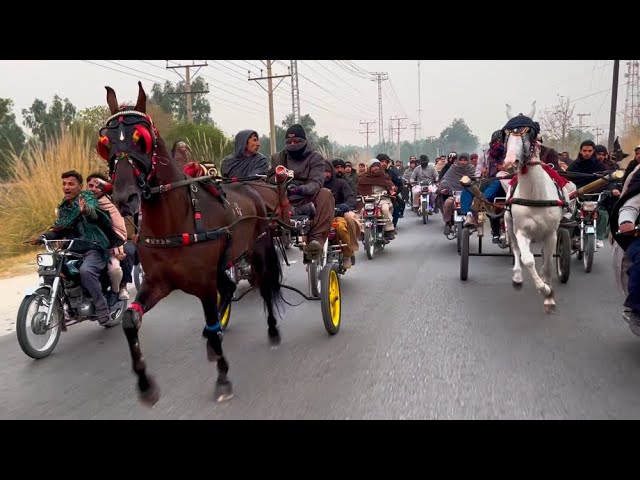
[{"xmin": 16, "ymin": 287, "xmax": 61, "ymax": 359}]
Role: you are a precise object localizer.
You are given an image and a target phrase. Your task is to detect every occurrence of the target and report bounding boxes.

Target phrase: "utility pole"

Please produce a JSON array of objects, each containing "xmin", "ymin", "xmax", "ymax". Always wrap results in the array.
[
  {"xmin": 410, "ymin": 123, "xmax": 420, "ymax": 143},
  {"xmin": 417, "ymin": 60, "xmax": 423, "ymax": 137},
  {"xmin": 166, "ymin": 60, "xmax": 209, "ymax": 123},
  {"xmin": 593, "ymin": 126, "xmax": 604, "ymax": 144},
  {"xmin": 359, "ymin": 120, "xmax": 376, "ymax": 159},
  {"xmin": 577, "ymin": 112, "xmax": 591, "ymax": 142},
  {"xmin": 249, "ymin": 60, "xmax": 291, "ymax": 155},
  {"xmin": 371, "ymin": 72, "xmax": 388, "ymax": 146},
  {"xmin": 290, "ymin": 60, "xmax": 301, "ymax": 124},
  {"xmin": 609, "ymin": 60, "xmax": 620, "ymax": 152},
  {"xmin": 390, "ymin": 116, "xmax": 407, "ymax": 162}
]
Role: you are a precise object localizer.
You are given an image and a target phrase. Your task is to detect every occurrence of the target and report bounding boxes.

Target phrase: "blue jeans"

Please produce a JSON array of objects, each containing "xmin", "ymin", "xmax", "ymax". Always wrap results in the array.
[
  {"xmin": 79, "ymin": 249, "xmax": 108, "ymax": 314},
  {"xmin": 625, "ymin": 238, "xmax": 640, "ymax": 313}
]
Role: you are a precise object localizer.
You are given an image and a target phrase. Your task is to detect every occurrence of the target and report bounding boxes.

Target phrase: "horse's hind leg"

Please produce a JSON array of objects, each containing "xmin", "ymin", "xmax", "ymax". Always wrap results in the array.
[
  {"xmin": 541, "ymin": 234, "xmax": 557, "ymax": 313},
  {"xmin": 201, "ymin": 295, "xmax": 233, "ymax": 402},
  {"xmin": 252, "ymin": 231, "xmax": 283, "ymax": 346},
  {"xmin": 122, "ymin": 281, "xmax": 171, "ymax": 407},
  {"xmin": 506, "ymin": 214, "xmax": 523, "ymax": 288}
]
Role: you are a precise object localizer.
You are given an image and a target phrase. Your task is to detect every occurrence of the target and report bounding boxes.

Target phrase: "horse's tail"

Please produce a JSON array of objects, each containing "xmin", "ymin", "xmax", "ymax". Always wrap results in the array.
[{"xmin": 253, "ymin": 228, "xmax": 284, "ymax": 316}]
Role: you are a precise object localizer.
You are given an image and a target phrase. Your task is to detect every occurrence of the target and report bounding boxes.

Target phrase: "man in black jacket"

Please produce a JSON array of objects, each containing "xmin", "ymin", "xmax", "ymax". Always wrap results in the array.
[{"xmin": 377, "ymin": 153, "xmax": 405, "ymax": 225}]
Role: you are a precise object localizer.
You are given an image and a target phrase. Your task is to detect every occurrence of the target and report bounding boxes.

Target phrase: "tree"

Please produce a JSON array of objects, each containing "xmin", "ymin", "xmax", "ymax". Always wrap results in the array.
[
  {"xmin": 150, "ymin": 77, "xmax": 213, "ymax": 125},
  {"xmin": 165, "ymin": 122, "xmax": 233, "ymax": 169},
  {"xmin": 437, "ymin": 118, "xmax": 479, "ymax": 154},
  {"xmin": 258, "ymin": 126, "xmax": 286, "ymax": 157},
  {"xmin": 546, "ymin": 128, "xmax": 595, "ymax": 156},
  {"xmin": 539, "ymin": 96, "xmax": 575, "ymax": 152},
  {"xmin": 0, "ymin": 98, "xmax": 26, "ymax": 179},
  {"xmin": 72, "ymin": 105, "xmax": 111, "ymax": 135},
  {"xmin": 22, "ymin": 95, "xmax": 77, "ymax": 143}
]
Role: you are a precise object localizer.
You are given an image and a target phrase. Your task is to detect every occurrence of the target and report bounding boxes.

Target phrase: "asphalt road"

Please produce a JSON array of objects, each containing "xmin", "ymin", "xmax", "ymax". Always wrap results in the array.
[{"xmin": 1, "ymin": 213, "xmax": 639, "ymax": 419}]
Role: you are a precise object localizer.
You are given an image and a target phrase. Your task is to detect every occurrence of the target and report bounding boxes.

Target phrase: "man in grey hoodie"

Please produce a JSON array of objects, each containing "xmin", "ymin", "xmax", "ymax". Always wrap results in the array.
[{"xmin": 221, "ymin": 130, "xmax": 270, "ymax": 178}]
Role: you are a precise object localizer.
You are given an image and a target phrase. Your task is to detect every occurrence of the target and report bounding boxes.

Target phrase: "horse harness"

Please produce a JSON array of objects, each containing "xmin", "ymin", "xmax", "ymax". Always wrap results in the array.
[{"xmin": 501, "ymin": 115, "xmax": 569, "ymax": 210}]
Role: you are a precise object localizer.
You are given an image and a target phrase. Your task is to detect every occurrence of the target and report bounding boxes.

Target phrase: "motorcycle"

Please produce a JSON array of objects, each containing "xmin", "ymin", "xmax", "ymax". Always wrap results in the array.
[
  {"xmin": 572, "ymin": 191, "xmax": 609, "ymax": 273},
  {"xmin": 416, "ymin": 181, "xmax": 437, "ymax": 224},
  {"xmin": 358, "ymin": 192, "xmax": 393, "ymax": 260},
  {"xmin": 16, "ymin": 238, "xmax": 127, "ymax": 359}
]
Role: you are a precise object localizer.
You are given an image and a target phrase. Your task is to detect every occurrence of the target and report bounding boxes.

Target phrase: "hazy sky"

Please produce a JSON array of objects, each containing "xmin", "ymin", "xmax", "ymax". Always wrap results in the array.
[{"xmin": 0, "ymin": 60, "xmax": 625, "ymax": 152}]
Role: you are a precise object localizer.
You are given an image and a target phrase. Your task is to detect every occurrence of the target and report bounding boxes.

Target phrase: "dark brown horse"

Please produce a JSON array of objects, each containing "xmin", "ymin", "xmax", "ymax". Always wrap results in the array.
[{"xmin": 97, "ymin": 82, "xmax": 283, "ymax": 405}]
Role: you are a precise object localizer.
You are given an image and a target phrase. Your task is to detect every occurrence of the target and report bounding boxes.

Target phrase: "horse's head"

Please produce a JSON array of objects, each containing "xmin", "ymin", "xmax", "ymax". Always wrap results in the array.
[
  {"xmin": 502, "ymin": 101, "xmax": 540, "ymax": 171},
  {"xmin": 610, "ymin": 136, "xmax": 630, "ymax": 164},
  {"xmin": 96, "ymin": 81, "xmax": 161, "ymax": 217}
]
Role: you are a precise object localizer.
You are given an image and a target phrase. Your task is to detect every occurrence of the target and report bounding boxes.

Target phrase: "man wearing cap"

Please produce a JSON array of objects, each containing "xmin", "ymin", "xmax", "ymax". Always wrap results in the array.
[
  {"xmin": 610, "ymin": 144, "xmax": 640, "ymax": 336},
  {"xmin": 271, "ymin": 124, "xmax": 335, "ymax": 257},
  {"xmin": 343, "ymin": 160, "xmax": 358, "ymax": 190},
  {"xmin": 324, "ymin": 160, "xmax": 360, "ymax": 269},
  {"xmin": 332, "ymin": 158, "xmax": 356, "ymax": 192}
]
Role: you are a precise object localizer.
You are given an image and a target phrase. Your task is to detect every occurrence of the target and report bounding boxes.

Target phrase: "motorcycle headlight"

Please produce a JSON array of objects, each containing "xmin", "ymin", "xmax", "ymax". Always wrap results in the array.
[
  {"xmin": 364, "ymin": 203, "xmax": 375, "ymax": 211},
  {"xmin": 37, "ymin": 254, "xmax": 55, "ymax": 267}
]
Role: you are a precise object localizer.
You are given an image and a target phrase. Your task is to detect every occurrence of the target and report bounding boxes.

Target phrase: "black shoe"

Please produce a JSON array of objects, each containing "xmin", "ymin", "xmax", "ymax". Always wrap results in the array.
[{"xmin": 96, "ymin": 310, "xmax": 111, "ymax": 326}]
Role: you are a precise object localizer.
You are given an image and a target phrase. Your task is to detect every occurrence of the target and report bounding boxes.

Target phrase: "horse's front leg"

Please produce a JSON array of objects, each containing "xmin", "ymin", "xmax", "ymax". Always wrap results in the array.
[
  {"xmin": 514, "ymin": 231, "xmax": 554, "ymax": 304},
  {"xmin": 122, "ymin": 280, "xmax": 172, "ymax": 406},
  {"xmin": 506, "ymin": 213, "xmax": 523, "ymax": 288},
  {"xmin": 201, "ymin": 294, "xmax": 234, "ymax": 403}
]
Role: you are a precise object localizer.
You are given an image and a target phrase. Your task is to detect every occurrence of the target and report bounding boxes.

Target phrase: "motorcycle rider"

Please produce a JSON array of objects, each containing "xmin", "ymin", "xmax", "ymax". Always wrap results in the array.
[
  {"xmin": 439, "ymin": 153, "xmax": 476, "ymax": 234},
  {"xmin": 377, "ymin": 154, "xmax": 404, "ymax": 226},
  {"xmin": 325, "ymin": 160, "xmax": 360, "ymax": 269},
  {"xmin": 86, "ymin": 173, "xmax": 132, "ymax": 300},
  {"xmin": 440, "ymin": 152, "xmax": 457, "ymax": 178},
  {"xmin": 271, "ymin": 124, "xmax": 335, "ymax": 257},
  {"xmin": 409, "ymin": 155, "xmax": 439, "ymax": 212},
  {"xmin": 343, "ymin": 160, "xmax": 358, "ymax": 191},
  {"xmin": 356, "ymin": 159, "xmax": 397, "ymax": 240},
  {"xmin": 31, "ymin": 170, "xmax": 119, "ymax": 325},
  {"xmin": 610, "ymin": 148, "xmax": 640, "ymax": 336},
  {"xmin": 567, "ymin": 140, "xmax": 612, "ymax": 248}
]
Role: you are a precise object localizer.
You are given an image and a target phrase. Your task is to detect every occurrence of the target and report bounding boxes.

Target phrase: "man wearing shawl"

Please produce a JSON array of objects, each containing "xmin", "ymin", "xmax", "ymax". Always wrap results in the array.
[
  {"xmin": 31, "ymin": 170, "xmax": 118, "ymax": 325},
  {"xmin": 221, "ymin": 130, "xmax": 270, "ymax": 178},
  {"xmin": 356, "ymin": 159, "xmax": 397, "ymax": 239},
  {"xmin": 439, "ymin": 153, "xmax": 476, "ymax": 234}
]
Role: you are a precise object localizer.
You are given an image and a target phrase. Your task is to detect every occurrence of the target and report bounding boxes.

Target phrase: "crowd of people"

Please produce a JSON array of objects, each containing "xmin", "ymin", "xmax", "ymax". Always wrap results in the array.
[{"xmin": 30, "ymin": 122, "xmax": 640, "ymax": 338}]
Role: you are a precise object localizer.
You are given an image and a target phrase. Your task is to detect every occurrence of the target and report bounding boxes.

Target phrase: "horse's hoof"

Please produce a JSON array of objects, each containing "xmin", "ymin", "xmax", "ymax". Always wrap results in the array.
[
  {"xmin": 268, "ymin": 328, "xmax": 281, "ymax": 347},
  {"xmin": 544, "ymin": 303, "xmax": 557, "ymax": 314},
  {"xmin": 214, "ymin": 380, "xmax": 234, "ymax": 403},
  {"xmin": 139, "ymin": 377, "xmax": 160, "ymax": 407},
  {"xmin": 512, "ymin": 281, "xmax": 523, "ymax": 290}
]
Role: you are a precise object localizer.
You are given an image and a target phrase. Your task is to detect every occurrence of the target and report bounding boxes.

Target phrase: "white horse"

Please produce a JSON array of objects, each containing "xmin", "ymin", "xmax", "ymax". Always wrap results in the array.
[{"xmin": 503, "ymin": 102, "xmax": 565, "ymax": 313}]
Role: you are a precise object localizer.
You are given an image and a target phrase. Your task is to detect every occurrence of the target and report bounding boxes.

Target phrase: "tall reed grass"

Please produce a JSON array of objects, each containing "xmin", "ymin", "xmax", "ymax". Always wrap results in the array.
[{"xmin": 0, "ymin": 126, "xmax": 103, "ymax": 257}]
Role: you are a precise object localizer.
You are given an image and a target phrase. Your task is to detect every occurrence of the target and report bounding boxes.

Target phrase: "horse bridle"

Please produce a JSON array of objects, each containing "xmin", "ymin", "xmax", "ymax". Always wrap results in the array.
[
  {"xmin": 97, "ymin": 110, "xmax": 160, "ymax": 199},
  {"xmin": 502, "ymin": 126, "xmax": 538, "ymax": 167}
]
